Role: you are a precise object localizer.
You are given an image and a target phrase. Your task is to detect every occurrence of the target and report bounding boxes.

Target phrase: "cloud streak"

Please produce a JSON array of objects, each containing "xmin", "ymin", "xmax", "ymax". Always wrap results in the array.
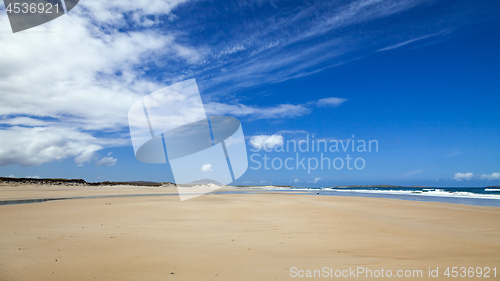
[
  {"xmin": 205, "ymin": 97, "xmax": 347, "ymax": 120},
  {"xmin": 454, "ymin": 172, "xmax": 500, "ymax": 181},
  {"xmin": 454, "ymin": 172, "xmax": 474, "ymax": 181},
  {"xmin": 479, "ymin": 173, "xmax": 500, "ymax": 181},
  {"xmin": 377, "ymin": 30, "xmax": 453, "ymax": 52}
]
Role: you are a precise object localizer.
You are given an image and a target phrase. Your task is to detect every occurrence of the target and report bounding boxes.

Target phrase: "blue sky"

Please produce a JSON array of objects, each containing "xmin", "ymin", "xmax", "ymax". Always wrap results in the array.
[{"xmin": 0, "ymin": 0, "xmax": 499, "ymax": 187}]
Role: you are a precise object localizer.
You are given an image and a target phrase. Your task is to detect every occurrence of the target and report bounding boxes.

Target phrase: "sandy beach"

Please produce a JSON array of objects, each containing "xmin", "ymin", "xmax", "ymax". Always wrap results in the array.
[{"xmin": 1, "ymin": 185, "xmax": 499, "ymax": 281}]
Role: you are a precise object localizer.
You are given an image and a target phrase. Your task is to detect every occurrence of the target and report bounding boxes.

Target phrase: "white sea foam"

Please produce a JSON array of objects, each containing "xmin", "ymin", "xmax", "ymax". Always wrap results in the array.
[
  {"xmin": 252, "ymin": 186, "xmax": 500, "ymax": 200},
  {"xmin": 333, "ymin": 189, "xmax": 500, "ymax": 200}
]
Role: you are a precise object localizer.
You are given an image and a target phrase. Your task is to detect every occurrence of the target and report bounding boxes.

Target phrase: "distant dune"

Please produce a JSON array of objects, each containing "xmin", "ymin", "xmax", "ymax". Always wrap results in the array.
[{"xmin": 0, "ymin": 177, "xmax": 174, "ymax": 187}]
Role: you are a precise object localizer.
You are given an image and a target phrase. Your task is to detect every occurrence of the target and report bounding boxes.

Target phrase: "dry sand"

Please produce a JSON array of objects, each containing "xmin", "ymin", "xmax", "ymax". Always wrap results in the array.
[{"xmin": 1, "ymin": 185, "xmax": 499, "ymax": 281}]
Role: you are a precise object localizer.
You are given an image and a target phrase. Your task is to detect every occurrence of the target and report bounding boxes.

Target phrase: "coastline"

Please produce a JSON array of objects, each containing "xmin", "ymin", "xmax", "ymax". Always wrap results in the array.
[{"xmin": 1, "ymin": 183, "xmax": 500, "ymax": 207}]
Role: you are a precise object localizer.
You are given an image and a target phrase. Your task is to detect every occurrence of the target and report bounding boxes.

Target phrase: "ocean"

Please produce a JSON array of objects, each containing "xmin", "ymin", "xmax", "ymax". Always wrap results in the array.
[{"xmin": 259, "ymin": 186, "xmax": 500, "ymax": 207}]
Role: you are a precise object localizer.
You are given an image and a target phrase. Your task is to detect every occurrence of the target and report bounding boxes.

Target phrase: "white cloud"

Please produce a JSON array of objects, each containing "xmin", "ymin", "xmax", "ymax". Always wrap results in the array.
[
  {"xmin": 218, "ymin": 45, "xmax": 246, "ymax": 56},
  {"xmin": 76, "ymin": 0, "xmax": 188, "ymax": 24},
  {"xmin": 293, "ymin": 178, "xmax": 300, "ymax": 183},
  {"xmin": 310, "ymin": 177, "xmax": 321, "ymax": 183},
  {"xmin": 0, "ymin": 15, "xmax": 187, "ymax": 130},
  {"xmin": 454, "ymin": 172, "xmax": 500, "ymax": 181},
  {"xmin": 205, "ymin": 102, "xmax": 310, "ymax": 119},
  {"xmin": 377, "ymin": 30, "xmax": 451, "ymax": 52},
  {"xmin": 454, "ymin": 172, "xmax": 474, "ymax": 181},
  {"xmin": 201, "ymin": 164, "xmax": 213, "ymax": 172},
  {"xmin": 276, "ymin": 130, "xmax": 309, "ymax": 135},
  {"xmin": 0, "ymin": 126, "xmax": 106, "ymax": 166},
  {"xmin": 206, "ymin": 96, "xmax": 346, "ymax": 120},
  {"xmin": 479, "ymin": 173, "xmax": 500, "ymax": 181},
  {"xmin": 0, "ymin": 117, "xmax": 51, "ymax": 127},
  {"xmin": 249, "ymin": 135, "xmax": 284, "ymax": 151},
  {"xmin": 0, "ymin": 0, "xmax": 194, "ymax": 166},
  {"xmin": 0, "ymin": 0, "xmax": 474, "ymax": 168},
  {"xmin": 316, "ymin": 97, "xmax": 348, "ymax": 107},
  {"xmin": 96, "ymin": 156, "xmax": 118, "ymax": 167}
]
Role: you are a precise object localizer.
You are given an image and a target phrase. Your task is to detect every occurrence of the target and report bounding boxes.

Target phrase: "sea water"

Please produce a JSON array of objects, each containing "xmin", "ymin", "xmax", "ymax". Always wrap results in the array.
[{"xmin": 263, "ymin": 186, "xmax": 500, "ymax": 207}]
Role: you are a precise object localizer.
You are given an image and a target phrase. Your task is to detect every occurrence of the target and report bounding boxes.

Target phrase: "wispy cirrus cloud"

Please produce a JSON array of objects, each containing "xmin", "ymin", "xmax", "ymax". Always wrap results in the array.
[
  {"xmin": 206, "ymin": 102, "xmax": 310, "ymax": 119},
  {"xmin": 184, "ymin": 0, "xmax": 483, "ymax": 97},
  {"xmin": 377, "ymin": 30, "xmax": 453, "ymax": 52},
  {"xmin": 276, "ymin": 130, "xmax": 309, "ymax": 135},
  {"xmin": 205, "ymin": 97, "xmax": 347, "ymax": 119},
  {"xmin": 316, "ymin": 97, "xmax": 348, "ymax": 107}
]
